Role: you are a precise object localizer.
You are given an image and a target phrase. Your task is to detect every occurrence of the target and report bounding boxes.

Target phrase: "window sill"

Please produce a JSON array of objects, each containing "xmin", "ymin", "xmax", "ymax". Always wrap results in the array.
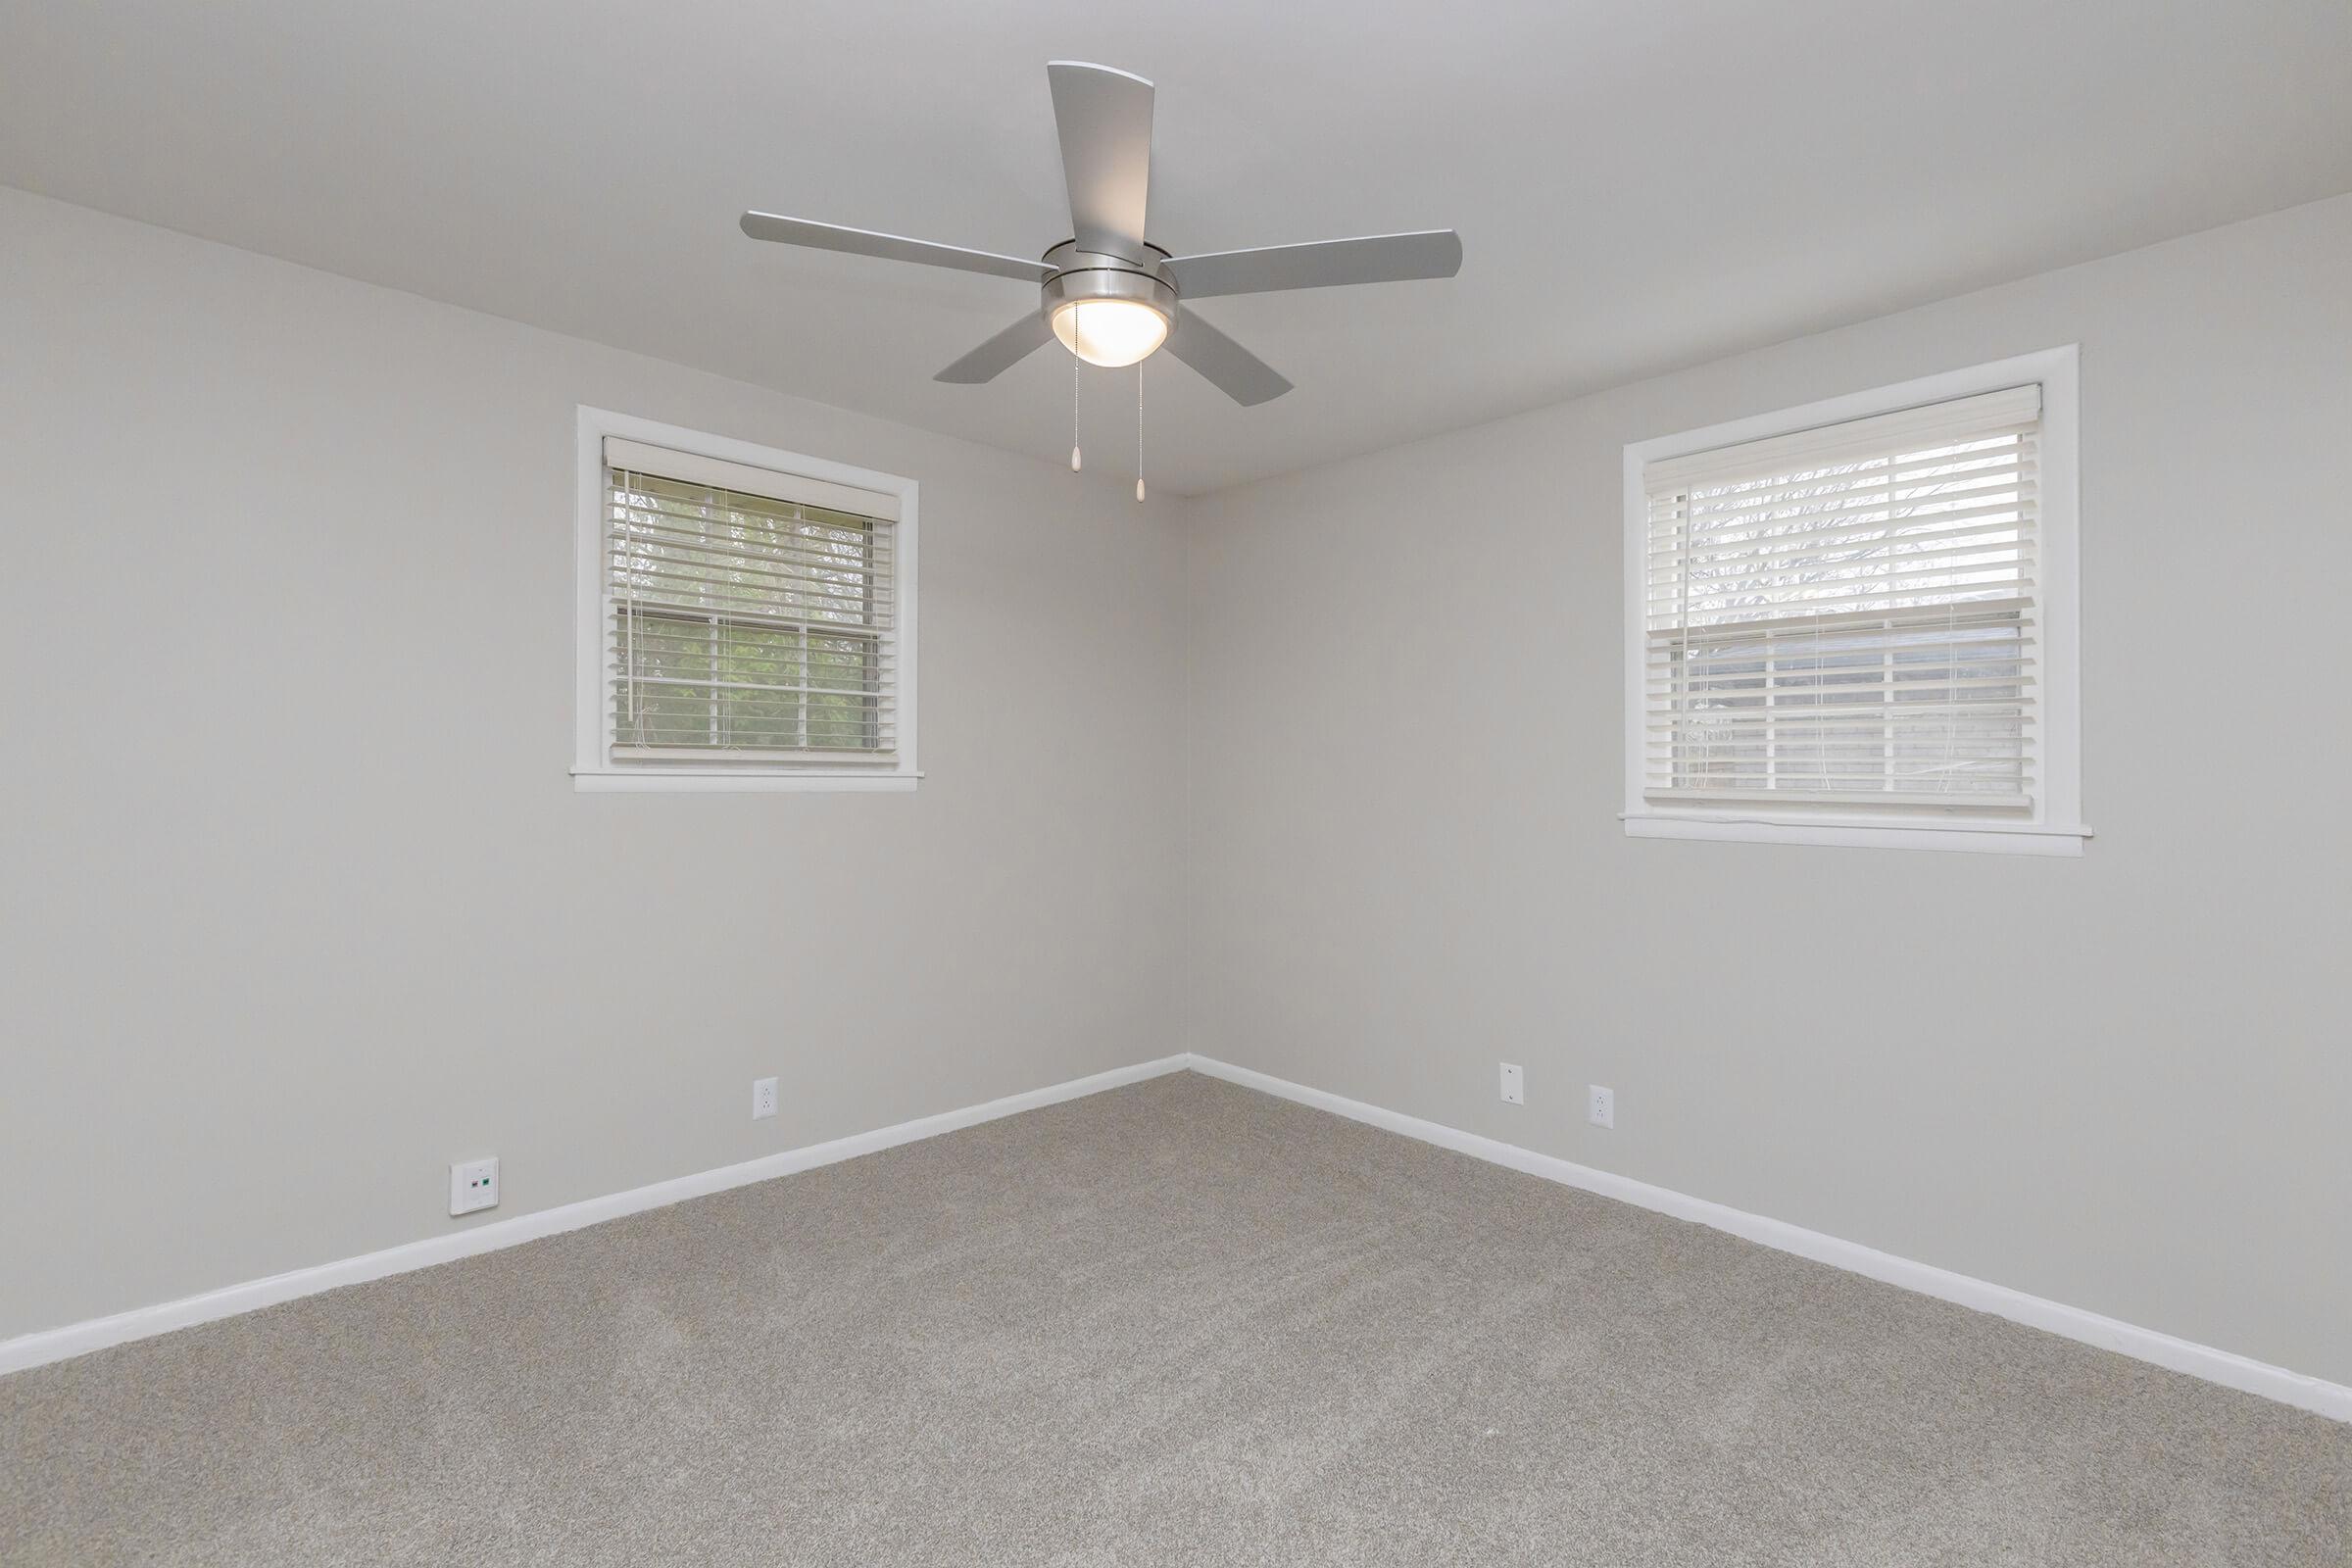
[
  {"xmin": 573, "ymin": 768, "xmax": 921, "ymax": 794},
  {"xmin": 1622, "ymin": 810, "xmax": 2090, "ymax": 857}
]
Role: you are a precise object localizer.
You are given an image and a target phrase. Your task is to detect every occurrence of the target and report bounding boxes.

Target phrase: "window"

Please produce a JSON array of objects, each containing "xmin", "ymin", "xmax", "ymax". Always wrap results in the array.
[
  {"xmin": 1623, "ymin": 349, "xmax": 2082, "ymax": 854},
  {"xmin": 572, "ymin": 409, "xmax": 917, "ymax": 791}
]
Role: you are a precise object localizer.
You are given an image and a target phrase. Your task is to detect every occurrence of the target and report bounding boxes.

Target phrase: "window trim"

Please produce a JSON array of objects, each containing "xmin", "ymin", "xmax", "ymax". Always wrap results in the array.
[
  {"xmin": 571, "ymin": 406, "xmax": 920, "ymax": 793},
  {"xmin": 1620, "ymin": 347, "xmax": 2085, "ymax": 856}
]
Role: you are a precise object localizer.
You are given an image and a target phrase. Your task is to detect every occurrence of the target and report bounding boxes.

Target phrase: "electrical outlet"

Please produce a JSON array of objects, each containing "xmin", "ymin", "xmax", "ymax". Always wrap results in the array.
[
  {"xmin": 752, "ymin": 1076, "xmax": 779, "ymax": 1120},
  {"xmin": 449, "ymin": 1156, "xmax": 499, "ymax": 1216},
  {"xmin": 1499, "ymin": 1062, "xmax": 1525, "ymax": 1105},
  {"xmin": 1588, "ymin": 1085, "xmax": 1615, "ymax": 1129}
]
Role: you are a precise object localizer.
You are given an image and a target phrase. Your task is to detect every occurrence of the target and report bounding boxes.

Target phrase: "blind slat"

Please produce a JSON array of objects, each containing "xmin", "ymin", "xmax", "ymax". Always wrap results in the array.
[
  {"xmin": 612, "ymin": 512, "xmax": 894, "ymax": 562},
  {"xmin": 1651, "ymin": 503, "xmax": 2034, "ymax": 564},
  {"xmin": 1642, "ymin": 788, "xmax": 2034, "ymax": 809},
  {"xmin": 1664, "ymin": 466, "xmax": 2036, "ymax": 535},
  {"xmin": 1648, "ymin": 451, "xmax": 2035, "ymax": 524},
  {"xmin": 612, "ymin": 757, "xmax": 902, "ymax": 769}
]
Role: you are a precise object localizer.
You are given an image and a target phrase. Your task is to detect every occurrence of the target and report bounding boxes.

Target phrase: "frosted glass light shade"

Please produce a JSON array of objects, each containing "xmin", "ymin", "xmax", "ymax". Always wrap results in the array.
[{"xmin": 1051, "ymin": 298, "xmax": 1169, "ymax": 368}]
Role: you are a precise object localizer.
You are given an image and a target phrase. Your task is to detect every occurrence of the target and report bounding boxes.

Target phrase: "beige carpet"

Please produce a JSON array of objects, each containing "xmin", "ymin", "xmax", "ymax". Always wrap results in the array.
[{"xmin": 2, "ymin": 1071, "xmax": 2344, "ymax": 1566}]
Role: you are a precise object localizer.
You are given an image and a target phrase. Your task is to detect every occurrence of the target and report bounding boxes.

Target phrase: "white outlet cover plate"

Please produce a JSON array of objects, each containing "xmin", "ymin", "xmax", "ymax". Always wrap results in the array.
[
  {"xmin": 1589, "ymin": 1085, "xmax": 1615, "ymax": 1129},
  {"xmin": 1499, "ymin": 1062, "xmax": 1525, "ymax": 1105},
  {"xmin": 752, "ymin": 1077, "xmax": 779, "ymax": 1120},
  {"xmin": 449, "ymin": 1156, "xmax": 500, "ymax": 1216}
]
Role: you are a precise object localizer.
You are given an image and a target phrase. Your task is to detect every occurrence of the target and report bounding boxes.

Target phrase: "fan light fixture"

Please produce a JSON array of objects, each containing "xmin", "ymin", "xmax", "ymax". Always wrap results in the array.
[
  {"xmin": 737, "ymin": 61, "xmax": 1463, "ymax": 409},
  {"xmin": 1051, "ymin": 297, "xmax": 1168, "ymax": 368}
]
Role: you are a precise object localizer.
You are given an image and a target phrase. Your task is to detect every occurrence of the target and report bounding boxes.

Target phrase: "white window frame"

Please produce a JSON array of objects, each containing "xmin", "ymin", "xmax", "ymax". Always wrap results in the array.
[
  {"xmin": 1621, "ymin": 347, "xmax": 2085, "ymax": 856},
  {"xmin": 571, "ymin": 406, "xmax": 920, "ymax": 793}
]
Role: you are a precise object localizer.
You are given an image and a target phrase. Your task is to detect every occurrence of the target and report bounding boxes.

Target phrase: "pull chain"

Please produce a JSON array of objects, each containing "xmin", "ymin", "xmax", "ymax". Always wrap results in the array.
[
  {"xmin": 1069, "ymin": 354, "xmax": 1082, "ymax": 472},
  {"xmin": 1134, "ymin": 361, "xmax": 1146, "ymax": 503}
]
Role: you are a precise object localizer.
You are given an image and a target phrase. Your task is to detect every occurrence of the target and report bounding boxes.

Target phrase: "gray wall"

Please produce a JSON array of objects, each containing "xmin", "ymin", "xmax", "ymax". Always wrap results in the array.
[
  {"xmin": 7, "ymin": 182, "xmax": 2347, "ymax": 1392},
  {"xmin": 0, "ymin": 189, "xmax": 1190, "ymax": 1338},
  {"xmin": 1186, "ymin": 193, "xmax": 2352, "ymax": 1386}
]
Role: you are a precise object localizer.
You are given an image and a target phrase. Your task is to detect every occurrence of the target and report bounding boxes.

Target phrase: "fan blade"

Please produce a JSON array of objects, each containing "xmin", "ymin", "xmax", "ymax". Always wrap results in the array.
[
  {"xmin": 740, "ymin": 212, "xmax": 1049, "ymax": 283},
  {"xmin": 1163, "ymin": 230, "xmax": 1462, "ymax": 299},
  {"xmin": 1047, "ymin": 62, "xmax": 1153, "ymax": 260},
  {"xmin": 934, "ymin": 313, "xmax": 1055, "ymax": 384},
  {"xmin": 1165, "ymin": 311, "xmax": 1293, "ymax": 406}
]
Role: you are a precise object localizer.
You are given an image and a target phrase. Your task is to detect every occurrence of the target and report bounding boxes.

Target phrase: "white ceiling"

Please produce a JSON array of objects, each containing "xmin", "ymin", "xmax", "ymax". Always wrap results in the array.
[{"xmin": 7, "ymin": 1, "xmax": 2351, "ymax": 494}]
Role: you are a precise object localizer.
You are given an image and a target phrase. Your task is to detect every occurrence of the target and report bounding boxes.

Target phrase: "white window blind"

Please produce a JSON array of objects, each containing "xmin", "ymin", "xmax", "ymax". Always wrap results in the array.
[
  {"xmin": 1642, "ymin": 384, "xmax": 2042, "ymax": 811},
  {"xmin": 601, "ymin": 437, "xmax": 900, "ymax": 768}
]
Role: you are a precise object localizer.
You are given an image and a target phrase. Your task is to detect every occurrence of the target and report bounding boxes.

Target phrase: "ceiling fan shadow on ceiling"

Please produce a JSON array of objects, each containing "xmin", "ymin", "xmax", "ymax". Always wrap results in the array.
[{"xmin": 738, "ymin": 61, "xmax": 1463, "ymax": 412}]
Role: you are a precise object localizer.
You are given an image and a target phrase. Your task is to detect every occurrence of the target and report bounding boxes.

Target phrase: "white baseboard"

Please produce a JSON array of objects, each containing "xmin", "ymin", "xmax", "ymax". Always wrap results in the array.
[
  {"xmin": 1185, "ymin": 1054, "xmax": 2352, "ymax": 1425},
  {"xmin": 0, "ymin": 1055, "xmax": 1189, "ymax": 1378},
  {"xmin": 11, "ymin": 1051, "xmax": 2344, "ymax": 1427}
]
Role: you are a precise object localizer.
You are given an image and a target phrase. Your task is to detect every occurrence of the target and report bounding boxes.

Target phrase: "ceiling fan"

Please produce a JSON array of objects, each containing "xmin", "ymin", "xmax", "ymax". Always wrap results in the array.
[{"xmin": 739, "ymin": 61, "xmax": 1462, "ymax": 407}]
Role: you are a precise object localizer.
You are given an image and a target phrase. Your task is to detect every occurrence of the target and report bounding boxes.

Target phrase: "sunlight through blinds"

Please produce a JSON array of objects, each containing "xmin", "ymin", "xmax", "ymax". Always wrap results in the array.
[
  {"xmin": 1642, "ymin": 384, "xmax": 2042, "ymax": 810},
  {"xmin": 603, "ymin": 438, "xmax": 900, "ymax": 767}
]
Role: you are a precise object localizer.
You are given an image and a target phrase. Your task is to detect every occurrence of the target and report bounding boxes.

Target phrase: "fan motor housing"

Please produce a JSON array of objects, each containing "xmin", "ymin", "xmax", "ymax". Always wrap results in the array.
[{"xmin": 1040, "ymin": 240, "xmax": 1177, "ymax": 324}]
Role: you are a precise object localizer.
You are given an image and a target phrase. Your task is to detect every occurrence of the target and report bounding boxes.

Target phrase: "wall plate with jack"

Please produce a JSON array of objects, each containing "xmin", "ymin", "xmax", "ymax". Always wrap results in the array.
[
  {"xmin": 1588, "ymin": 1085, "xmax": 1615, "ymax": 1129},
  {"xmin": 752, "ymin": 1077, "xmax": 779, "ymax": 1120},
  {"xmin": 449, "ymin": 1156, "xmax": 499, "ymax": 1216},
  {"xmin": 1499, "ymin": 1062, "xmax": 1524, "ymax": 1105}
]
